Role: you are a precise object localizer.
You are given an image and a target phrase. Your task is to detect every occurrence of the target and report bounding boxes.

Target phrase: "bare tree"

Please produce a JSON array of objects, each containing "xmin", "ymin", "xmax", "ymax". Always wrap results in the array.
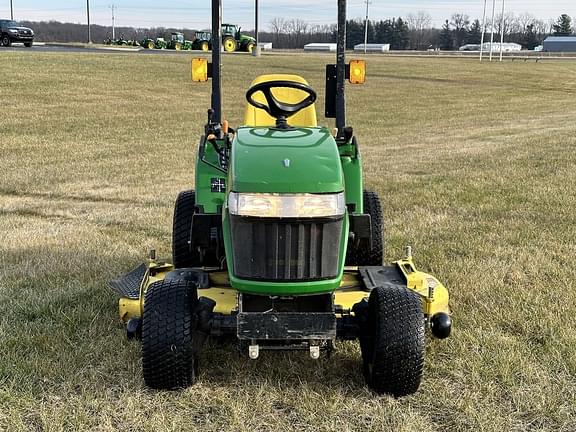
[
  {"xmin": 406, "ymin": 11, "xmax": 432, "ymax": 49},
  {"xmin": 451, "ymin": 13, "xmax": 470, "ymax": 48}
]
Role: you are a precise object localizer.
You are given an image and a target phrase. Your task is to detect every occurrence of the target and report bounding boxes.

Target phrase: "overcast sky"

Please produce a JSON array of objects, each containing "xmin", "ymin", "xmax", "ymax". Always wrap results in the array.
[{"xmin": 1, "ymin": 1, "xmax": 574, "ymax": 29}]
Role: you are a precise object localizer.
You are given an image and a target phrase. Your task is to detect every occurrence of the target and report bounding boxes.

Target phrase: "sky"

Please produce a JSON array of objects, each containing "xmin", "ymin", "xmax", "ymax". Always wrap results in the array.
[{"xmin": 1, "ymin": 1, "xmax": 574, "ymax": 30}]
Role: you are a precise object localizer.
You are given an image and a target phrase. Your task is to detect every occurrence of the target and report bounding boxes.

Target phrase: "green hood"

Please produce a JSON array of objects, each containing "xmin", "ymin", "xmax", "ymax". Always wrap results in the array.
[{"xmin": 230, "ymin": 127, "xmax": 344, "ymax": 194}]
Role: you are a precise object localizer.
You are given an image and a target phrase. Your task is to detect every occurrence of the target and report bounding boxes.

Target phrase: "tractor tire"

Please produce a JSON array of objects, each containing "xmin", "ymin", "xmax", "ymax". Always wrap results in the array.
[
  {"xmin": 246, "ymin": 42, "xmax": 255, "ymax": 53},
  {"xmin": 2, "ymin": 35, "xmax": 12, "ymax": 47},
  {"xmin": 361, "ymin": 284, "xmax": 425, "ymax": 397},
  {"xmin": 175, "ymin": 43, "xmax": 182, "ymax": 51},
  {"xmin": 223, "ymin": 37, "xmax": 237, "ymax": 52},
  {"xmin": 142, "ymin": 279, "xmax": 199, "ymax": 390},
  {"xmin": 346, "ymin": 190, "xmax": 384, "ymax": 266},
  {"xmin": 201, "ymin": 41, "xmax": 209, "ymax": 52},
  {"xmin": 172, "ymin": 190, "xmax": 202, "ymax": 268},
  {"xmin": 147, "ymin": 41, "xmax": 154, "ymax": 49}
]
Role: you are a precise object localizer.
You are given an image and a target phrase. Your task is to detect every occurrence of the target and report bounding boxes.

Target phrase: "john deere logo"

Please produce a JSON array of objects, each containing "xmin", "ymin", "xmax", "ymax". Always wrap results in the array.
[{"xmin": 283, "ymin": 159, "xmax": 290, "ymax": 168}]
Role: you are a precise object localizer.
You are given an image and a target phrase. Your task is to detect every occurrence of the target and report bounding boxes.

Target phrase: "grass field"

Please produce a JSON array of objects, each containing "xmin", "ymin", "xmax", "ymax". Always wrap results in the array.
[{"xmin": 1, "ymin": 50, "xmax": 576, "ymax": 431}]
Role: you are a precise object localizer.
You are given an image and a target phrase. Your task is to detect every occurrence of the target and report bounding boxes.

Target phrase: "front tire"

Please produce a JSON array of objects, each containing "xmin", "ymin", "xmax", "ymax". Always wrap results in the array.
[
  {"xmin": 2, "ymin": 35, "xmax": 12, "ymax": 47},
  {"xmin": 172, "ymin": 190, "xmax": 201, "ymax": 268},
  {"xmin": 142, "ymin": 279, "xmax": 199, "ymax": 390},
  {"xmin": 361, "ymin": 285, "xmax": 425, "ymax": 397},
  {"xmin": 201, "ymin": 41, "xmax": 209, "ymax": 52},
  {"xmin": 223, "ymin": 37, "xmax": 236, "ymax": 52},
  {"xmin": 24, "ymin": 41, "xmax": 33, "ymax": 48},
  {"xmin": 246, "ymin": 42, "xmax": 255, "ymax": 53}
]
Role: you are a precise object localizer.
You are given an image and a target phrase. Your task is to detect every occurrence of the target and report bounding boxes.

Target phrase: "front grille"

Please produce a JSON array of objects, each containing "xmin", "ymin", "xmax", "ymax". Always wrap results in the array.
[{"xmin": 230, "ymin": 215, "xmax": 343, "ymax": 282}]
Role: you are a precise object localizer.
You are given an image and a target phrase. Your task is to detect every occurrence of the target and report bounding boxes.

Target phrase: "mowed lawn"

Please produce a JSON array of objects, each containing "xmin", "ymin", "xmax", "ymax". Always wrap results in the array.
[{"xmin": 1, "ymin": 50, "xmax": 575, "ymax": 431}]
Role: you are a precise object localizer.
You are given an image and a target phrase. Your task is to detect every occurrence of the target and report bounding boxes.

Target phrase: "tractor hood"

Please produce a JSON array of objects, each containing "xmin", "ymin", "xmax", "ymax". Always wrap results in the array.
[{"xmin": 230, "ymin": 127, "xmax": 344, "ymax": 193}]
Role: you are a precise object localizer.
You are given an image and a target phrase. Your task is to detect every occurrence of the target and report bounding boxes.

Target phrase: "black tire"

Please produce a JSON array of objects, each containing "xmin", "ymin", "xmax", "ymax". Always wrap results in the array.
[
  {"xmin": 2, "ymin": 35, "xmax": 12, "ymax": 47},
  {"xmin": 361, "ymin": 284, "xmax": 425, "ymax": 397},
  {"xmin": 142, "ymin": 279, "xmax": 199, "ymax": 390},
  {"xmin": 172, "ymin": 190, "xmax": 201, "ymax": 268},
  {"xmin": 24, "ymin": 42, "xmax": 33, "ymax": 48},
  {"xmin": 346, "ymin": 190, "xmax": 384, "ymax": 265}
]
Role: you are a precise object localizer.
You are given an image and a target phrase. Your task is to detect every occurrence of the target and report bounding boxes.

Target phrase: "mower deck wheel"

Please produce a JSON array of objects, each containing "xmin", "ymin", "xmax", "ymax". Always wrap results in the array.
[
  {"xmin": 362, "ymin": 284, "xmax": 425, "ymax": 397},
  {"xmin": 142, "ymin": 279, "xmax": 199, "ymax": 390},
  {"xmin": 172, "ymin": 190, "xmax": 201, "ymax": 268}
]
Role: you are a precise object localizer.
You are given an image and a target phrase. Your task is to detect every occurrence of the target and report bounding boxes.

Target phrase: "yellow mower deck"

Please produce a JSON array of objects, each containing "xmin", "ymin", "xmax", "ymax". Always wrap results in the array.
[{"xmin": 113, "ymin": 255, "xmax": 450, "ymax": 326}]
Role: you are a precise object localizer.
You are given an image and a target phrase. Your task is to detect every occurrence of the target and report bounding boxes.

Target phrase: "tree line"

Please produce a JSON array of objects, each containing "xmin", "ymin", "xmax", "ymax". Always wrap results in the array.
[{"xmin": 17, "ymin": 12, "xmax": 574, "ymax": 50}]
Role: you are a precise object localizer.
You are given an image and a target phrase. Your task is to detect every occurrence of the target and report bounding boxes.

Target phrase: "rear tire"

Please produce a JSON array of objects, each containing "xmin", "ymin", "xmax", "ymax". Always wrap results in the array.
[
  {"xmin": 172, "ymin": 190, "xmax": 201, "ymax": 268},
  {"xmin": 346, "ymin": 190, "xmax": 384, "ymax": 265},
  {"xmin": 361, "ymin": 284, "xmax": 425, "ymax": 397},
  {"xmin": 142, "ymin": 280, "xmax": 199, "ymax": 390}
]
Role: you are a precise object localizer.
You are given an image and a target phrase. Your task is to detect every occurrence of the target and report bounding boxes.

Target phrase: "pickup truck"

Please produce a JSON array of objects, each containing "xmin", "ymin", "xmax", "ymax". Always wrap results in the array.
[{"xmin": 0, "ymin": 19, "xmax": 34, "ymax": 47}]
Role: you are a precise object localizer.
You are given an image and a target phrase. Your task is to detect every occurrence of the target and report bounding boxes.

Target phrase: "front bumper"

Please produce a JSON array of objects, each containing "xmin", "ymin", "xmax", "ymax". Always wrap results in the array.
[{"xmin": 9, "ymin": 34, "xmax": 34, "ymax": 42}]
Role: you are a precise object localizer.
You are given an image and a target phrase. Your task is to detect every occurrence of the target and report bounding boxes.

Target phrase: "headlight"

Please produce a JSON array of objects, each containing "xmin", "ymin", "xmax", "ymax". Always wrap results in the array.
[{"xmin": 228, "ymin": 192, "xmax": 345, "ymax": 218}]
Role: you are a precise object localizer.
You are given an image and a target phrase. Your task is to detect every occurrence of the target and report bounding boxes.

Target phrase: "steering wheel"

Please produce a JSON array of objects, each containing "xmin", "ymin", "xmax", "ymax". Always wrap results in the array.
[{"xmin": 246, "ymin": 80, "xmax": 317, "ymax": 125}]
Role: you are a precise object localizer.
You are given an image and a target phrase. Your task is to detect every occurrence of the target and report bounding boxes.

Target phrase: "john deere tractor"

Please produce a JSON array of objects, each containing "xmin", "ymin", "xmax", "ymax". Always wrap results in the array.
[
  {"xmin": 140, "ymin": 36, "xmax": 167, "ymax": 50},
  {"xmin": 167, "ymin": 32, "xmax": 194, "ymax": 51},
  {"xmin": 222, "ymin": 23, "xmax": 255, "ymax": 53},
  {"xmin": 110, "ymin": 0, "xmax": 452, "ymax": 397},
  {"xmin": 191, "ymin": 31, "xmax": 211, "ymax": 51}
]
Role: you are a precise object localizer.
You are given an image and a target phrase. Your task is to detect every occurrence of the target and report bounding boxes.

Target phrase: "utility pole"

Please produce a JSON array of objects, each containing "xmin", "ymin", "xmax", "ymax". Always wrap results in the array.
[
  {"xmin": 110, "ymin": 4, "xmax": 116, "ymax": 40},
  {"xmin": 10, "ymin": 0, "xmax": 13, "ymax": 20},
  {"xmin": 87, "ymin": 0, "xmax": 92, "ymax": 44},
  {"xmin": 479, "ymin": 0, "xmax": 487, "ymax": 61},
  {"xmin": 489, "ymin": 0, "xmax": 496, "ymax": 61},
  {"xmin": 499, "ymin": 0, "xmax": 505, "ymax": 61},
  {"xmin": 253, "ymin": 0, "xmax": 260, "ymax": 56},
  {"xmin": 363, "ymin": 0, "xmax": 370, "ymax": 54}
]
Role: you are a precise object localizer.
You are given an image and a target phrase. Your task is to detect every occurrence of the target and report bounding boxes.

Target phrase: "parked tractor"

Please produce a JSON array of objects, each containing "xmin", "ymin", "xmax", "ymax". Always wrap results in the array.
[
  {"xmin": 222, "ymin": 23, "xmax": 255, "ymax": 52},
  {"xmin": 167, "ymin": 32, "xmax": 194, "ymax": 51},
  {"xmin": 191, "ymin": 31, "xmax": 211, "ymax": 51},
  {"xmin": 140, "ymin": 37, "xmax": 167, "ymax": 50}
]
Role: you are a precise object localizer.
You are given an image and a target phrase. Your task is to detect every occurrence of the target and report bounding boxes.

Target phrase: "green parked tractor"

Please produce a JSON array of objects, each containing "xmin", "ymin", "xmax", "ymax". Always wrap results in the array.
[
  {"xmin": 191, "ymin": 31, "xmax": 211, "ymax": 51},
  {"xmin": 140, "ymin": 36, "xmax": 167, "ymax": 50},
  {"xmin": 110, "ymin": 0, "xmax": 452, "ymax": 397},
  {"xmin": 222, "ymin": 23, "xmax": 255, "ymax": 52},
  {"xmin": 166, "ymin": 32, "xmax": 194, "ymax": 51}
]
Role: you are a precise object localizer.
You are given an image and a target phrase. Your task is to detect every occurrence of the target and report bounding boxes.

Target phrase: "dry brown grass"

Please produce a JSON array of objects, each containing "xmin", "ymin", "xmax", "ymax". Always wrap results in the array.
[{"xmin": 1, "ymin": 51, "xmax": 576, "ymax": 431}]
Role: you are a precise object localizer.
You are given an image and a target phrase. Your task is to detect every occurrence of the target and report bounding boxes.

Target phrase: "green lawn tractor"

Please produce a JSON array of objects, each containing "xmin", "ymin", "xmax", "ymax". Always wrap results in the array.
[
  {"xmin": 166, "ymin": 32, "xmax": 193, "ymax": 51},
  {"xmin": 140, "ymin": 36, "xmax": 167, "ymax": 50},
  {"xmin": 222, "ymin": 23, "xmax": 255, "ymax": 53},
  {"xmin": 110, "ymin": 0, "xmax": 452, "ymax": 397}
]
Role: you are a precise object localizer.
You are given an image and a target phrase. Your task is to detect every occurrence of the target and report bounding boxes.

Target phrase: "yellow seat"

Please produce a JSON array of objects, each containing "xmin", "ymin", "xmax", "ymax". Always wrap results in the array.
[{"xmin": 243, "ymin": 74, "xmax": 318, "ymax": 127}]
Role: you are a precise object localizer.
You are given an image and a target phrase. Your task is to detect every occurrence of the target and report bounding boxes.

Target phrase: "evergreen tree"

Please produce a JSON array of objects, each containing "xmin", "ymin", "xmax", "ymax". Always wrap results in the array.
[
  {"xmin": 439, "ymin": 20, "xmax": 453, "ymax": 50},
  {"xmin": 553, "ymin": 14, "xmax": 573, "ymax": 36},
  {"xmin": 392, "ymin": 18, "xmax": 410, "ymax": 50},
  {"xmin": 466, "ymin": 19, "xmax": 482, "ymax": 44},
  {"xmin": 523, "ymin": 24, "xmax": 540, "ymax": 49}
]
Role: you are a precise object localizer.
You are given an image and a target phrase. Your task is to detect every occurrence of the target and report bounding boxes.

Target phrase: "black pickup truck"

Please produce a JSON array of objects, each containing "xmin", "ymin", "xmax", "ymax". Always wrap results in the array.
[{"xmin": 0, "ymin": 20, "xmax": 34, "ymax": 47}]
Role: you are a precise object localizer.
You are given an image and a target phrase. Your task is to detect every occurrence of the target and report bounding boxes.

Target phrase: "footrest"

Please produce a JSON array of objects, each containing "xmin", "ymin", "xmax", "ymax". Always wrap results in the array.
[{"xmin": 108, "ymin": 264, "xmax": 147, "ymax": 300}]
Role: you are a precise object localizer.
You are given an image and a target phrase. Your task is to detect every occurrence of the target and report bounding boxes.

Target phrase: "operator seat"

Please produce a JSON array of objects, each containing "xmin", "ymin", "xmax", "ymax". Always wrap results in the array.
[{"xmin": 243, "ymin": 74, "xmax": 318, "ymax": 127}]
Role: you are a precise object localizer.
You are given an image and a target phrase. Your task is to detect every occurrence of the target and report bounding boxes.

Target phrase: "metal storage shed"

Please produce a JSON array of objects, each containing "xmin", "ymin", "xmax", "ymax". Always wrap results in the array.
[{"xmin": 543, "ymin": 36, "xmax": 576, "ymax": 52}]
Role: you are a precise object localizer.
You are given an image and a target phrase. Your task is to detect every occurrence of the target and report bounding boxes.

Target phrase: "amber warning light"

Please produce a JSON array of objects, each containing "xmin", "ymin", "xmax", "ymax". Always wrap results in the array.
[{"xmin": 349, "ymin": 60, "xmax": 366, "ymax": 84}]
